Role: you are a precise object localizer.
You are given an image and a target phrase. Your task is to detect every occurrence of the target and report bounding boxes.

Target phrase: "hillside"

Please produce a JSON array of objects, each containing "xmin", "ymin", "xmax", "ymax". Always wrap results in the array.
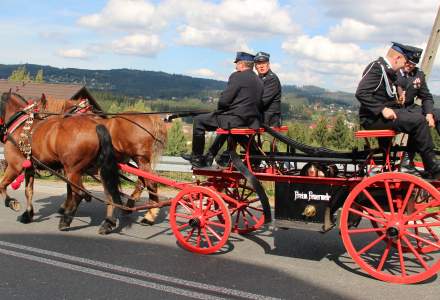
[
  {"xmin": 0, "ymin": 63, "xmax": 358, "ymax": 106},
  {"xmin": 0, "ymin": 64, "xmax": 225, "ymax": 99}
]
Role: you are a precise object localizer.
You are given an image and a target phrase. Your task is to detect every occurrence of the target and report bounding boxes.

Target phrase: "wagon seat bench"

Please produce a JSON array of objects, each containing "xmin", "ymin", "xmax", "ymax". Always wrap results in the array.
[
  {"xmin": 215, "ymin": 125, "xmax": 289, "ymax": 171},
  {"xmin": 354, "ymin": 129, "xmax": 409, "ymax": 174}
]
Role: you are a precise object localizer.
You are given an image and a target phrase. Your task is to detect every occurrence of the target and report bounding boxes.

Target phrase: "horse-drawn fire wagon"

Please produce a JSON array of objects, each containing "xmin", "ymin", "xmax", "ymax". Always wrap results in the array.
[
  {"xmin": 121, "ymin": 123, "xmax": 440, "ymax": 284},
  {"xmin": 2, "ymin": 92, "xmax": 440, "ymax": 284}
]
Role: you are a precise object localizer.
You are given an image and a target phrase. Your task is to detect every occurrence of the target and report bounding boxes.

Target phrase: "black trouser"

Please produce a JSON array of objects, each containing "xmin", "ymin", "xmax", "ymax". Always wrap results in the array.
[
  {"xmin": 264, "ymin": 112, "xmax": 281, "ymax": 127},
  {"xmin": 363, "ymin": 108, "xmax": 437, "ymax": 170}
]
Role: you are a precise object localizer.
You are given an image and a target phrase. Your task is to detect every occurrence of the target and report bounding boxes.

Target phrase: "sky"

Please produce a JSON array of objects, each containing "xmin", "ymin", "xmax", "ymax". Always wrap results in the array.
[{"xmin": 1, "ymin": 0, "xmax": 439, "ymax": 93}]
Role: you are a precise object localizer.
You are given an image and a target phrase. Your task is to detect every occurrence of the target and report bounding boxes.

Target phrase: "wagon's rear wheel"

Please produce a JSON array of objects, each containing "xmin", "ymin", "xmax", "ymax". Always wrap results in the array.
[
  {"xmin": 170, "ymin": 186, "xmax": 231, "ymax": 254},
  {"xmin": 215, "ymin": 178, "xmax": 265, "ymax": 234},
  {"xmin": 340, "ymin": 172, "xmax": 440, "ymax": 284}
]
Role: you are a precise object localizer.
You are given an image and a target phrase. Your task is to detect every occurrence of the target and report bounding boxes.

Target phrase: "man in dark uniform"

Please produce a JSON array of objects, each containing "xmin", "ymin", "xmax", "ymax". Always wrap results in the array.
[
  {"xmin": 254, "ymin": 51, "xmax": 282, "ymax": 126},
  {"xmin": 397, "ymin": 47, "xmax": 437, "ymax": 131},
  {"xmin": 183, "ymin": 52, "xmax": 263, "ymax": 168},
  {"xmin": 203, "ymin": 51, "xmax": 282, "ymax": 167},
  {"xmin": 355, "ymin": 42, "xmax": 440, "ymax": 178},
  {"xmin": 396, "ymin": 47, "xmax": 439, "ymax": 172}
]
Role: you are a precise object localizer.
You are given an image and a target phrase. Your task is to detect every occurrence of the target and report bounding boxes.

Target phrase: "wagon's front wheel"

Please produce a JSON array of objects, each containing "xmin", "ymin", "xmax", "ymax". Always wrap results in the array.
[
  {"xmin": 170, "ymin": 186, "xmax": 231, "ymax": 255},
  {"xmin": 340, "ymin": 172, "xmax": 440, "ymax": 284}
]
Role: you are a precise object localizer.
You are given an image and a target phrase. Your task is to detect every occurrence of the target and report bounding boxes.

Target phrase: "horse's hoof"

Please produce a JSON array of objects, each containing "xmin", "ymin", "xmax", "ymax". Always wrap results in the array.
[
  {"xmin": 5, "ymin": 199, "xmax": 20, "ymax": 212},
  {"xmin": 59, "ymin": 222, "xmax": 70, "ymax": 231},
  {"xmin": 19, "ymin": 210, "xmax": 33, "ymax": 224},
  {"xmin": 57, "ymin": 207, "xmax": 65, "ymax": 215},
  {"xmin": 59, "ymin": 215, "xmax": 73, "ymax": 231},
  {"xmin": 98, "ymin": 219, "xmax": 116, "ymax": 235},
  {"xmin": 140, "ymin": 218, "xmax": 155, "ymax": 226}
]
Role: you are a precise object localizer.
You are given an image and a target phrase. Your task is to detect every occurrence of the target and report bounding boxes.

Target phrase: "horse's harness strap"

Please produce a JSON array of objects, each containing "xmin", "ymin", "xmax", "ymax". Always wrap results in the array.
[{"xmin": 2, "ymin": 104, "xmax": 37, "ymax": 158}]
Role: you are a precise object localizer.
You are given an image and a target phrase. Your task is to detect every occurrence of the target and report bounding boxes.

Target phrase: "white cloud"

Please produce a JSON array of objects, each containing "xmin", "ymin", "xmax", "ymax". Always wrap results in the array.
[
  {"xmin": 175, "ymin": 0, "xmax": 299, "ymax": 51},
  {"xmin": 329, "ymin": 18, "xmax": 378, "ymax": 42},
  {"xmin": 57, "ymin": 48, "xmax": 89, "ymax": 59},
  {"xmin": 319, "ymin": 0, "xmax": 438, "ymax": 44},
  {"xmin": 78, "ymin": 0, "xmax": 299, "ymax": 52},
  {"xmin": 78, "ymin": 0, "xmax": 166, "ymax": 32},
  {"xmin": 187, "ymin": 68, "xmax": 227, "ymax": 81},
  {"xmin": 188, "ymin": 68, "xmax": 215, "ymax": 77},
  {"xmin": 178, "ymin": 25, "xmax": 251, "ymax": 52},
  {"xmin": 282, "ymin": 35, "xmax": 364, "ymax": 62},
  {"xmin": 111, "ymin": 34, "xmax": 164, "ymax": 56}
]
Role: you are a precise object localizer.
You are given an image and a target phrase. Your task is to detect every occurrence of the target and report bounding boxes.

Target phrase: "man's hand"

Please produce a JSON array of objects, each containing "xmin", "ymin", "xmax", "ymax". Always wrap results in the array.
[
  {"xmin": 382, "ymin": 107, "xmax": 397, "ymax": 120},
  {"xmin": 426, "ymin": 113, "xmax": 435, "ymax": 128}
]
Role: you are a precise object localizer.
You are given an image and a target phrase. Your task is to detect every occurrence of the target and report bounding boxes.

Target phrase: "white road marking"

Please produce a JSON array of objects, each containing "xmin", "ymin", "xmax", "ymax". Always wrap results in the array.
[
  {"xmin": 0, "ymin": 240, "xmax": 281, "ymax": 300},
  {"xmin": 0, "ymin": 246, "xmax": 224, "ymax": 300}
]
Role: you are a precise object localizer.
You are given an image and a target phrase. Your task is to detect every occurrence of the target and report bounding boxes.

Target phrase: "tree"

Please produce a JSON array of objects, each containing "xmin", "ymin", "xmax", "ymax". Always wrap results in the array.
[
  {"xmin": 8, "ymin": 66, "xmax": 31, "ymax": 82},
  {"xmin": 328, "ymin": 115, "xmax": 350, "ymax": 149},
  {"xmin": 165, "ymin": 121, "xmax": 187, "ymax": 155},
  {"xmin": 312, "ymin": 116, "xmax": 328, "ymax": 146},
  {"xmin": 34, "ymin": 69, "xmax": 44, "ymax": 83},
  {"xmin": 287, "ymin": 122, "xmax": 309, "ymax": 144}
]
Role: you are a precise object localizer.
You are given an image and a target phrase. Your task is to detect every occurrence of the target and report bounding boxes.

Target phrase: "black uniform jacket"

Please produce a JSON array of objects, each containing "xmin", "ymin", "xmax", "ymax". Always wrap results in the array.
[
  {"xmin": 216, "ymin": 69, "xmax": 263, "ymax": 129},
  {"xmin": 396, "ymin": 68, "xmax": 434, "ymax": 115},
  {"xmin": 260, "ymin": 70, "xmax": 282, "ymax": 114},
  {"xmin": 355, "ymin": 57, "xmax": 400, "ymax": 125}
]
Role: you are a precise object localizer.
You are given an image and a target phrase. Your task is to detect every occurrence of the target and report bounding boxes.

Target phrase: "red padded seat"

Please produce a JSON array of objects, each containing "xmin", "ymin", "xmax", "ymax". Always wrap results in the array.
[
  {"xmin": 216, "ymin": 125, "xmax": 288, "ymax": 135},
  {"xmin": 355, "ymin": 130, "xmax": 397, "ymax": 138}
]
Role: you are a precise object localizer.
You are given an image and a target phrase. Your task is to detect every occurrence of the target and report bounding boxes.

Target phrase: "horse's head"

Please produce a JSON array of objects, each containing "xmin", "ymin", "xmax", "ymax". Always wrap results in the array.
[{"xmin": 0, "ymin": 90, "xmax": 28, "ymax": 124}]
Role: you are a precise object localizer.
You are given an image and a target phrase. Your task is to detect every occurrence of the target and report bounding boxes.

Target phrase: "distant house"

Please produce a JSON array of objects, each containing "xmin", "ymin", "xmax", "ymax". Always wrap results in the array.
[{"xmin": 0, "ymin": 80, "xmax": 102, "ymax": 111}]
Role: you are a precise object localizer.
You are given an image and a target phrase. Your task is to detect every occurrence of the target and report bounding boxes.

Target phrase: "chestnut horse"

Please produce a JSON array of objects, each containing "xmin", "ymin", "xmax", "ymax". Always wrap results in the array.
[
  {"xmin": 49, "ymin": 99, "xmax": 167, "ymax": 225},
  {"xmin": 0, "ymin": 91, "xmax": 122, "ymax": 234}
]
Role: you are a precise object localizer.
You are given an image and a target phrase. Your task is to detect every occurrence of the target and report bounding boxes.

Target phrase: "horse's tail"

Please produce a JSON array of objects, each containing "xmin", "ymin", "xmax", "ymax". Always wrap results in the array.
[
  {"xmin": 150, "ymin": 115, "xmax": 168, "ymax": 167},
  {"xmin": 95, "ymin": 124, "xmax": 121, "ymax": 205}
]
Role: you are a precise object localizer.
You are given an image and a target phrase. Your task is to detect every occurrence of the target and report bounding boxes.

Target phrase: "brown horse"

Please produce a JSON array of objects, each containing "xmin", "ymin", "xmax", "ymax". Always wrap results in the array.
[
  {"xmin": 0, "ymin": 91, "xmax": 122, "ymax": 234},
  {"xmin": 50, "ymin": 98, "xmax": 167, "ymax": 225}
]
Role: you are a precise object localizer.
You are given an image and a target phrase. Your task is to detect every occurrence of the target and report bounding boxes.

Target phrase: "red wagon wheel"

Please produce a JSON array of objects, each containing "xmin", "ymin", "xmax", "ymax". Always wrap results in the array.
[
  {"xmin": 170, "ymin": 186, "xmax": 231, "ymax": 255},
  {"xmin": 340, "ymin": 172, "xmax": 440, "ymax": 284},
  {"xmin": 214, "ymin": 178, "xmax": 265, "ymax": 234}
]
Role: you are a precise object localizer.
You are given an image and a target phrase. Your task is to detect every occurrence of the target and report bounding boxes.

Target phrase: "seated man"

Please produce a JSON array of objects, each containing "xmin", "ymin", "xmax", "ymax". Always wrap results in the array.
[
  {"xmin": 355, "ymin": 42, "xmax": 440, "ymax": 178},
  {"xmin": 254, "ymin": 51, "xmax": 282, "ymax": 127},
  {"xmin": 205, "ymin": 51, "xmax": 282, "ymax": 166},
  {"xmin": 396, "ymin": 46, "xmax": 438, "ymax": 171},
  {"xmin": 183, "ymin": 52, "xmax": 263, "ymax": 168}
]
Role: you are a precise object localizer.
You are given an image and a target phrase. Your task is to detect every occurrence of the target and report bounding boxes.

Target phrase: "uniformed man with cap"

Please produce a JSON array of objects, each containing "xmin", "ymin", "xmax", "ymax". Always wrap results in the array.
[
  {"xmin": 355, "ymin": 42, "xmax": 440, "ymax": 179},
  {"xmin": 183, "ymin": 51, "xmax": 263, "ymax": 168},
  {"xmin": 397, "ymin": 46, "xmax": 436, "ymax": 130},
  {"xmin": 396, "ymin": 46, "xmax": 439, "ymax": 172},
  {"xmin": 254, "ymin": 51, "xmax": 282, "ymax": 126}
]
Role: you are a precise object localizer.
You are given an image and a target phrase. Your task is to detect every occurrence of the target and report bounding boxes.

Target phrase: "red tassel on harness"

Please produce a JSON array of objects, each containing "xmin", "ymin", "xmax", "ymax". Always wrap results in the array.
[
  {"xmin": 22, "ymin": 160, "xmax": 32, "ymax": 169},
  {"xmin": 11, "ymin": 173, "xmax": 25, "ymax": 190}
]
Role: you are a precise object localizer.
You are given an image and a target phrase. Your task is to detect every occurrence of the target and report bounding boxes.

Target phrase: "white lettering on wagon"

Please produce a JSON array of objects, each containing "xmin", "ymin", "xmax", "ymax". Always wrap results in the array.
[{"xmin": 294, "ymin": 190, "xmax": 331, "ymax": 201}]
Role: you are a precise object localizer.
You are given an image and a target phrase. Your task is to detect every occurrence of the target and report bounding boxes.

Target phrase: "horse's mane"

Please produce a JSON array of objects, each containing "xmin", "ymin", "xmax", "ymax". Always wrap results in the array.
[{"xmin": 44, "ymin": 98, "xmax": 76, "ymax": 113}]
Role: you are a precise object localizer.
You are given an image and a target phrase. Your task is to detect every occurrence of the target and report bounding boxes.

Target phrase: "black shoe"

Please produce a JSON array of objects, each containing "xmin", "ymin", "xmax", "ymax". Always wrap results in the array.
[
  {"xmin": 190, "ymin": 155, "xmax": 207, "ymax": 168},
  {"xmin": 205, "ymin": 152, "xmax": 214, "ymax": 167},
  {"xmin": 428, "ymin": 162, "xmax": 440, "ymax": 180},
  {"xmin": 400, "ymin": 158, "xmax": 421, "ymax": 176},
  {"xmin": 181, "ymin": 153, "xmax": 192, "ymax": 161}
]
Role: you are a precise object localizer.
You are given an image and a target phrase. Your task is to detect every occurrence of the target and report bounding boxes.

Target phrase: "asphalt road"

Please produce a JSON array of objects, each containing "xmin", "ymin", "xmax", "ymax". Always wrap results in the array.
[{"xmin": 0, "ymin": 180, "xmax": 439, "ymax": 300}]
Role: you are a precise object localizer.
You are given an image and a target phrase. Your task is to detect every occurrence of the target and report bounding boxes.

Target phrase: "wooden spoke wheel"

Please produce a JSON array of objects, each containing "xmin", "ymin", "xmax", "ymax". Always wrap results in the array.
[
  {"xmin": 170, "ymin": 186, "xmax": 231, "ymax": 254},
  {"xmin": 340, "ymin": 172, "xmax": 440, "ymax": 284},
  {"xmin": 215, "ymin": 178, "xmax": 265, "ymax": 234}
]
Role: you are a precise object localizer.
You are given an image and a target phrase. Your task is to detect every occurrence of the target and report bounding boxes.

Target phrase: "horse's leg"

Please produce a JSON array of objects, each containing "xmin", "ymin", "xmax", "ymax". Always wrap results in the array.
[
  {"xmin": 137, "ymin": 160, "xmax": 160, "ymax": 226},
  {"xmin": 0, "ymin": 166, "xmax": 22, "ymax": 211},
  {"xmin": 20, "ymin": 170, "xmax": 35, "ymax": 223},
  {"xmin": 98, "ymin": 191, "xmax": 119, "ymax": 235},
  {"xmin": 58, "ymin": 180, "xmax": 88, "ymax": 215},
  {"xmin": 59, "ymin": 172, "xmax": 83, "ymax": 231}
]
